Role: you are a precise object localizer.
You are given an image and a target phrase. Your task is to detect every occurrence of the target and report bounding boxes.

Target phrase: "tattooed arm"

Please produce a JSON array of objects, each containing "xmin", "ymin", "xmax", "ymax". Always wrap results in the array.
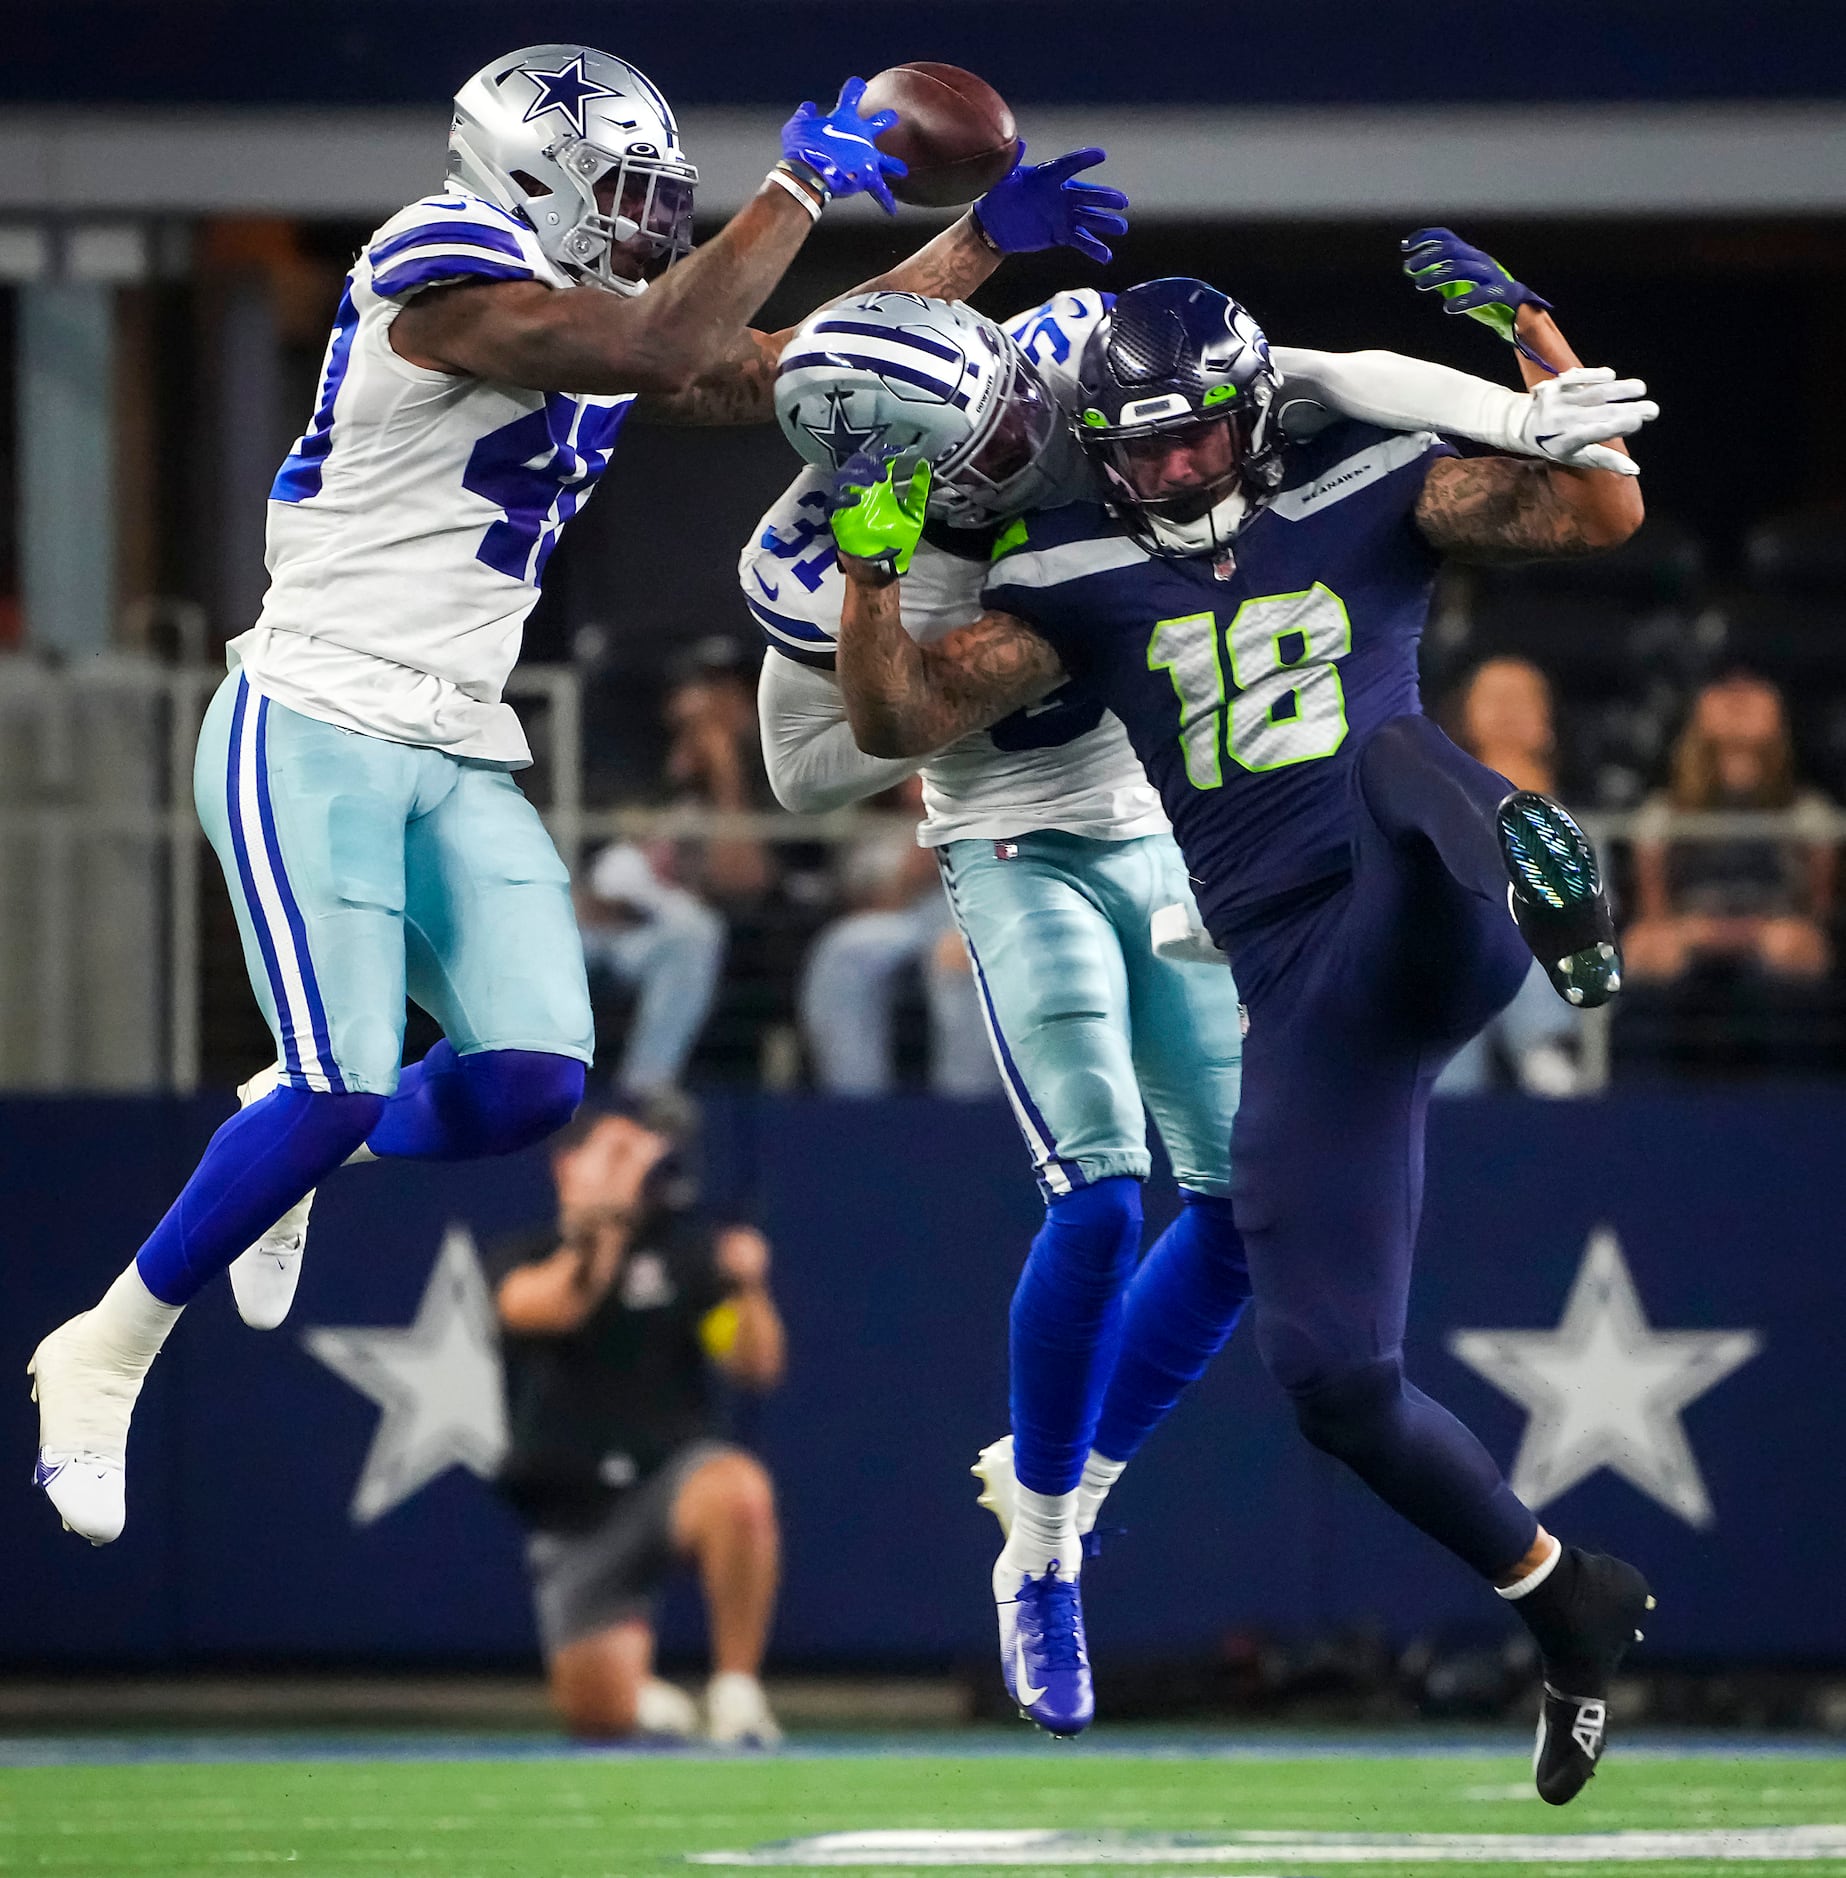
[
  {"xmin": 834, "ymin": 565, "xmax": 1065, "ymax": 758},
  {"xmin": 391, "ymin": 185, "xmax": 817, "ymax": 395},
  {"xmin": 1414, "ymin": 302, "xmax": 1646, "ymax": 562},
  {"xmin": 638, "ymin": 215, "xmax": 1001, "ymax": 426}
]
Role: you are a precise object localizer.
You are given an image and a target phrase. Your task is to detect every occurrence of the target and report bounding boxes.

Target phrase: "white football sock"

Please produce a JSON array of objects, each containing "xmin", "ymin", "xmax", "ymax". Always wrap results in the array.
[
  {"xmin": 1075, "ymin": 1451, "xmax": 1127, "ymax": 1535},
  {"xmin": 1496, "ymin": 1532, "xmax": 1563, "ymax": 1599},
  {"xmin": 999, "ymin": 1483, "xmax": 1081, "ymax": 1580},
  {"xmin": 87, "ymin": 1264, "xmax": 184, "ymax": 1372}
]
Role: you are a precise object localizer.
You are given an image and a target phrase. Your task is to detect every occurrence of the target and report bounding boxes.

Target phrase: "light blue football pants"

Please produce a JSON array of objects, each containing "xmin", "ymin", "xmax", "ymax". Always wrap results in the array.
[
  {"xmin": 936, "ymin": 830, "xmax": 1244, "ymax": 1198},
  {"xmin": 194, "ymin": 671, "xmax": 594, "ymax": 1095}
]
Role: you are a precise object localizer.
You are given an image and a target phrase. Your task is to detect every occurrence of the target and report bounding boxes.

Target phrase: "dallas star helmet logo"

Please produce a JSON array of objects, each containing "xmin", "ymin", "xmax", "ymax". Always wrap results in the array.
[
  {"xmin": 519, "ymin": 53, "xmax": 619, "ymax": 139},
  {"xmin": 802, "ymin": 391, "xmax": 887, "ymax": 469}
]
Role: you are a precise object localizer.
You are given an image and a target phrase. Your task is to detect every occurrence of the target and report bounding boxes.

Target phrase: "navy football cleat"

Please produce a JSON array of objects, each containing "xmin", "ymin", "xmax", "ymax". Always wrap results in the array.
[
  {"xmin": 1496, "ymin": 791, "xmax": 1622, "ymax": 1009},
  {"xmin": 994, "ymin": 1557, "xmax": 1094, "ymax": 1737}
]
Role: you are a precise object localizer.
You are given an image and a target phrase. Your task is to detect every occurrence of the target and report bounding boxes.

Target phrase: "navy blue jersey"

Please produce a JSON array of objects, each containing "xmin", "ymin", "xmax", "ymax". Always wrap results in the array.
[{"xmin": 983, "ymin": 421, "xmax": 1456, "ymax": 937}]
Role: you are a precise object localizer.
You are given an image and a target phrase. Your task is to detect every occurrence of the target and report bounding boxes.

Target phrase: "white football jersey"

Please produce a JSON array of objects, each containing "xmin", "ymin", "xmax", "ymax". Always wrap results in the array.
[
  {"xmin": 740, "ymin": 466, "xmax": 1166, "ymax": 849},
  {"xmin": 228, "ymin": 189, "xmax": 633, "ymax": 765}
]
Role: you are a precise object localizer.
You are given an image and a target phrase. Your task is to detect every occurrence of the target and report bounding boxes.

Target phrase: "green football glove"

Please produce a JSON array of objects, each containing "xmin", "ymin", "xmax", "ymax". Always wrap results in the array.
[{"xmin": 827, "ymin": 448, "xmax": 932, "ymax": 577}]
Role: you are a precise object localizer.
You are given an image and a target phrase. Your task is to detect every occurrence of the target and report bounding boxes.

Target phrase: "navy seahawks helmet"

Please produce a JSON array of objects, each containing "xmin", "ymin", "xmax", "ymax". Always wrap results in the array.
[
  {"xmin": 774, "ymin": 293, "xmax": 1080, "ymax": 527},
  {"xmin": 1075, "ymin": 278, "xmax": 1283, "ymax": 556}
]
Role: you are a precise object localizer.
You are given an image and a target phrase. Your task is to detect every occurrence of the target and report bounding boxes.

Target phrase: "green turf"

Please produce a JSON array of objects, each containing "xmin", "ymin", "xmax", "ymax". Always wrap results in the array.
[{"xmin": 2, "ymin": 1746, "xmax": 1844, "ymax": 1877}]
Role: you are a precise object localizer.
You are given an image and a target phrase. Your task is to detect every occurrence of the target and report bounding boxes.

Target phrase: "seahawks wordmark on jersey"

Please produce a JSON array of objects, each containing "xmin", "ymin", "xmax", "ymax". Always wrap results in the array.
[
  {"xmin": 982, "ymin": 420, "xmax": 1457, "ymax": 939},
  {"xmin": 231, "ymin": 191, "xmax": 632, "ymax": 766}
]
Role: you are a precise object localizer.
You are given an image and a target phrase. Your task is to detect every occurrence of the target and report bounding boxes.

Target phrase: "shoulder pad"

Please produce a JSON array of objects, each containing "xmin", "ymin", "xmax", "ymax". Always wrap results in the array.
[
  {"xmin": 364, "ymin": 192, "xmax": 546, "ymax": 301},
  {"xmin": 1003, "ymin": 289, "xmax": 1110, "ymax": 365}
]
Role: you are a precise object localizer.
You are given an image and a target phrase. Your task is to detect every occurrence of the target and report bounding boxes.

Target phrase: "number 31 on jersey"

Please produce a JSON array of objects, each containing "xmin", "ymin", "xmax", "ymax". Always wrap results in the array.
[{"xmin": 1148, "ymin": 582, "xmax": 1353, "ymax": 786}]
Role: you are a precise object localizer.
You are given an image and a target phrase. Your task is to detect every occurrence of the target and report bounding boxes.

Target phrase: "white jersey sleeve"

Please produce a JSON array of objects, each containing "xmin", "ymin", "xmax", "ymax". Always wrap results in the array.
[
  {"xmin": 740, "ymin": 469, "xmax": 1165, "ymax": 848},
  {"xmin": 758, "ymin": 652, "xmax": 923, "ymax": 815},
  {"xmin": 1269, "ymin": 345, "xmax": 1535, "ymax": 454},
  {"xmin": 230, "ymin": 190, "xmax": 630, "ymax": 766}
]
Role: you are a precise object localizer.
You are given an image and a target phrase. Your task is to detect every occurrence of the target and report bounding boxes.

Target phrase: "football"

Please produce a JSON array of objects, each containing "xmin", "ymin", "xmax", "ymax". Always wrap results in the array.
[{"xmin": 859, "ymin": 62, "xmax": 1020, "ymax": 208}]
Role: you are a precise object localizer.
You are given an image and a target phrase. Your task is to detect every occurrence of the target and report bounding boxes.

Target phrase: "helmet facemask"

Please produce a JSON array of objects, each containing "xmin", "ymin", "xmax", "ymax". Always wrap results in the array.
[
  {"xmin": 929, "ymin": 347, "xmax": 1075, "ymax": 528},
  {"xmin": 548, "ymin": 137, "xmax": 696, "ymax": 293},
  {"xmin": 1087, "ymin": 396, "xmax": 1281, "ymax": 554}
]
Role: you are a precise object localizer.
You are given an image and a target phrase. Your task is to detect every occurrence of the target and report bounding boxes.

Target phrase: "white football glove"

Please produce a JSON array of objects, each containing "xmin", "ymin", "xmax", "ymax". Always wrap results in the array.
[{"xmin": 1518, "ymin": 366, "xmax": 1658, "ymax": 477}]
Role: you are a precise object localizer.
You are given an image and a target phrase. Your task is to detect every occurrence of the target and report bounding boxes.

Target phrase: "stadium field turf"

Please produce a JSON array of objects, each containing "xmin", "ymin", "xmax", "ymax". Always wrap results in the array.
[{"xmin": 2, "ymin": 1736, "xmax": 1844, "ymax": 1877}]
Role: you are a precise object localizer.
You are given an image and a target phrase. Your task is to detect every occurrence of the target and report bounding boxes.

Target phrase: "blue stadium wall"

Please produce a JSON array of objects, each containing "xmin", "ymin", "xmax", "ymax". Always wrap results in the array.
[{"xmin": 2, "ymin": 1089, "xmax": 1836, "ymax": 1671}]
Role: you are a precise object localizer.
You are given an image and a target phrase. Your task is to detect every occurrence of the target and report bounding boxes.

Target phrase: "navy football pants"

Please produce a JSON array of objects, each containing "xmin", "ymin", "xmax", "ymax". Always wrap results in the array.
[{"xmin": 1224, "ymin": 714, "xmax": 1540, "ymax": 1579}]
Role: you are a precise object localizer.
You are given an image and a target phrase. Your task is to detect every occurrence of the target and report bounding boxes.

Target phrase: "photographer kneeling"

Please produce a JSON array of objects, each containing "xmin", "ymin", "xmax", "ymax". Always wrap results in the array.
[{"xmin": 489, "ymin": 1095, "xmax": 785, "ymax": 1745}]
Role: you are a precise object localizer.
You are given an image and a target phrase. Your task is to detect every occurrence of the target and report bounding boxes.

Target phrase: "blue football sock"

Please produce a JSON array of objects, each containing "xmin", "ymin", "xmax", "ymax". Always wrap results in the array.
[
  {"xmin": 1092, "ymin": 1190, "xmax": 1251, "ymax": 1465},
  {"xmin": 1009, "ymin": 1176, "xmax": 1144, "ymax": 1497},
  {"xmin": 365, "ymin": 1042, "xmax": 583, "ymax": 1161},
  {"xmin": 134, "ymin": 1087, "xmax": 383, "ymax": 1306}
]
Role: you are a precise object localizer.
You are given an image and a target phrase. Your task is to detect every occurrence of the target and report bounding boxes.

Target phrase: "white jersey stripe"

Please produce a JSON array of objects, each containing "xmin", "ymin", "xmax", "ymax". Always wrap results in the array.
[
  {"xmin": 234, "ymin": 683, "xmax": 333, "ymax": 1093},
  {"xmin": 985, "ymin": 537, "xmax": 1152, "ymax": 593}
]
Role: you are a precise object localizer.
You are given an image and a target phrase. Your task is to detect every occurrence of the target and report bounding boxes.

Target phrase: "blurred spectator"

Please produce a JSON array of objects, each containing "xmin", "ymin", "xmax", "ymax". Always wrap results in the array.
[
  {"xmin": 799, "ymin": 777, "xmax": 998, "ymax": 1096},
  {"xmin": 577, "ymin": 843, "xmax": 725, "ymax": 1093},
  {"xmin": 1625, "ymin": 671, "xmax": 1837, "ymax": 981},
  {"xmin": 663, "ymin": 636, "xmax": 774, "ymax": 905},
  {"xmin": 489, "ymin": 1095, "xmax": 786, "ymax": 1746},
  {"xmin": 1437, "ymin": 658, "xmax": 1586, "ymax": 1096}
]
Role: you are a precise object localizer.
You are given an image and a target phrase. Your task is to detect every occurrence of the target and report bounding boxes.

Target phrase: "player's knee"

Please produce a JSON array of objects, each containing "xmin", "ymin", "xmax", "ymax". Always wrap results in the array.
[
  {"xmin": 467, "ymin": 1049, "xmax": 584, "ymax": 1152},
  {"xmin": 1017, "ymin": 1177, "xmax": 1143, "ymax": 1314},
  {"xmin": 1050, "ymin": 1176, "xmax": 1142, "ymax": 1256},
  {"xmin": 1285, "ymin": 1355, "xmax": 1408, "ymax": 1464}
]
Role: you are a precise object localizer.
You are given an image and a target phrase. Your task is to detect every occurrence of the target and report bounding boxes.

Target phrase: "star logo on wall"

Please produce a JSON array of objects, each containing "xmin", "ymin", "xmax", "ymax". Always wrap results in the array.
[
  {"xmin": 801, "ymin": 391, "xmax": 886, "ymax": 470},
  {"xmin": 1449, "ymin": 1225, "xmax": 1760, "ymax": 1529},
  {"xmin": 303, "ymin": 1223, "xmax": 508, "ymax": 1525},
  {"xmin": 518, "ymin": 53, "xmax": 618, "ymax": 139}
]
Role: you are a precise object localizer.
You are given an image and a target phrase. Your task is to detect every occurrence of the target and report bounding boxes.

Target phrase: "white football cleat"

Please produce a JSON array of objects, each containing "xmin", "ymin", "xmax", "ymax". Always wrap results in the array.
[
  {"xmin": 974, "ymin": 1435, "xmax": 1114, "ymax": 1542},
  {"xmin": 972, "ymin": 1436, "xmax": 1020, "ymax": 1540},
  {"xmin": 635, "ymin": 1676, "xmax": 701, "ymax": 1739},
  {"xmin": 706, "ymin": 1672, "xmax": 783, "ymax": 1748},
  {"xmin": 29, "ymin": 1312, "xmax": 145, "ymax": 1545},
  {"xmin": 228, "ymin": 1064, "xmax": 315, "ymax": 1330}
]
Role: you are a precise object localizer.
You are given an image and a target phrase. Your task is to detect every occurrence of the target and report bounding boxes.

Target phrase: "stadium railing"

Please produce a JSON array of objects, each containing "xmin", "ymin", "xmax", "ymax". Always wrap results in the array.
[{"xmin": 1, "ymin": 658, "xmax": 1840, "ymax": 1093}]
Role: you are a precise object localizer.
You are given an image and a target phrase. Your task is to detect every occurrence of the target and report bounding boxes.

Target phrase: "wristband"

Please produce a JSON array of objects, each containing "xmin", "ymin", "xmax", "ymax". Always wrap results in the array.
[{"xmin": 766, "ymin": 164, "xmax": 825, "ymax": 223}]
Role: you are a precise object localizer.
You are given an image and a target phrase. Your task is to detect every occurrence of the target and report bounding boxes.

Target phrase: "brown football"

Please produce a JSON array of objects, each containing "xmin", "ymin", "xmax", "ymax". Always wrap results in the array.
[{"xmin": 859, "ymin": 63, "xmax": 1020, "ymax": 208}]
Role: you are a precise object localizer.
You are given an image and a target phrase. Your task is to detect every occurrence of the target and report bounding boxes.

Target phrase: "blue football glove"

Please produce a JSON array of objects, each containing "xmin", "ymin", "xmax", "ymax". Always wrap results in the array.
[
  {"xmin": 780, "ymin": 78, "xmax": 906, "ymax": 215},
  {"xmin": 1401, "ymin": 226, "xmax": 1556, "ymax": 369},
  {"xmin": 973, "ymin": 143, "xmax": 1129, "ymax": 263}
]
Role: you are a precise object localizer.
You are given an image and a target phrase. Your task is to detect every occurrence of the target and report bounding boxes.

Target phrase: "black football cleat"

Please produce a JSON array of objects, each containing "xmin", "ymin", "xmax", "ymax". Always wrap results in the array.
[
  {"xmin": 1496, "ymin": 791, "xmax": 1622, "ymax": 1009},
  {"xmin": 1524, "ymin": 1549, "xmax": 1655, "ymax": 1806}
]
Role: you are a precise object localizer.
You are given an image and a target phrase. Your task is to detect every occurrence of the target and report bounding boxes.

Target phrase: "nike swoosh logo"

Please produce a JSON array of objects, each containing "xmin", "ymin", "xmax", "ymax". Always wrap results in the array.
[
  {"xmin": 755, "ymin": 570, "xmax": 780, "ymax": 601},
  {"xmin": 818, "ymin": 126, "xmax": 873, "ymax": 149},
  {"xmin": 1015, "ymin": 1636, "xmax": 1047, "ymax": 1707}
]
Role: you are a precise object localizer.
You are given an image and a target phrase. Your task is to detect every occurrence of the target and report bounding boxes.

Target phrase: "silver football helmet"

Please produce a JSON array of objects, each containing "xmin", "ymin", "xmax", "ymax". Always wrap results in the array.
[
  {"xmin": 448, "ymin": 45, "xmax": 697, "ymax": 296},
  {"xmin": 774, "ymin": 293, "xmax": 1083, "ymax": 528}
]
